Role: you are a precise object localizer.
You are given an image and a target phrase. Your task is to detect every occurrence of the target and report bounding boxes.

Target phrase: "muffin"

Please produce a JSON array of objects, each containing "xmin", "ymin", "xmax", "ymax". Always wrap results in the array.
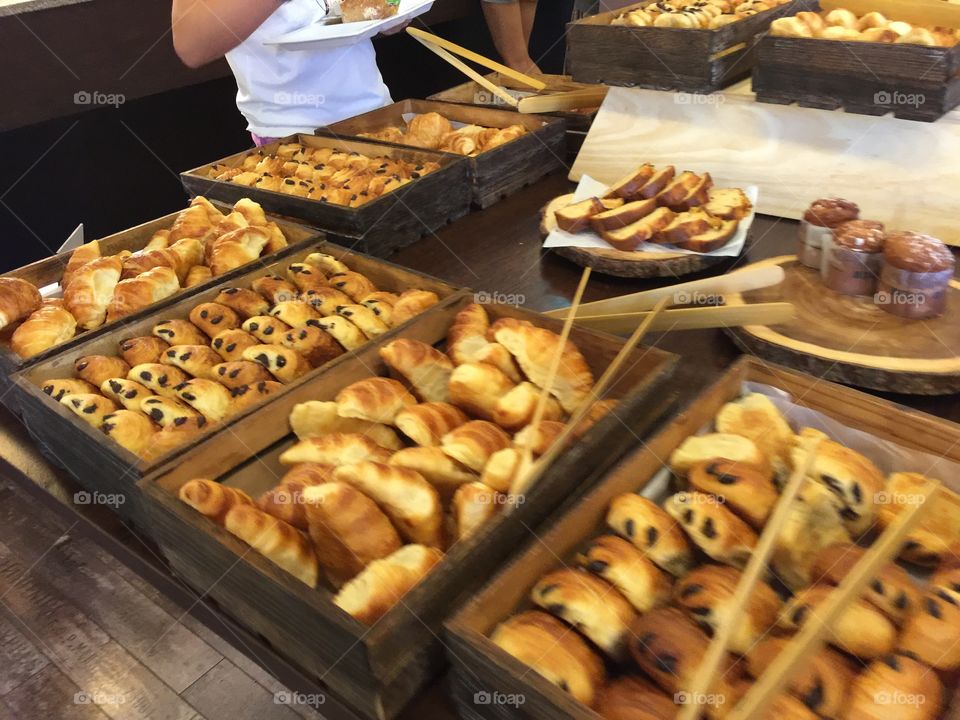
[
  {"xmin": 876, "ymin": 232, "xmax": 955, "ymax": 319},
  {"xmin": 798, "ymin": 198, "xmax": 860, "ymax": 268},
  {"xmin": 821, "ymin": 219, "xmax": 886, "ymax": 296}
]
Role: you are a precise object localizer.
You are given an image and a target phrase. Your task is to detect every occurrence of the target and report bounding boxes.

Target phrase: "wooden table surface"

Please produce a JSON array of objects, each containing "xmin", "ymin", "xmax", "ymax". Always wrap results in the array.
[{"xmin": 1, "ymin": 171, "xmax": 958, "ymax": 720}]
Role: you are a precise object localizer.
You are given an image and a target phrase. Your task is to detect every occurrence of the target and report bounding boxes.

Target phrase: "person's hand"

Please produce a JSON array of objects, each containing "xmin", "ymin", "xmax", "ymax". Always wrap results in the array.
[{"xmin": 380, "ymin": 20, "xmax": 410, "ymax": 35}]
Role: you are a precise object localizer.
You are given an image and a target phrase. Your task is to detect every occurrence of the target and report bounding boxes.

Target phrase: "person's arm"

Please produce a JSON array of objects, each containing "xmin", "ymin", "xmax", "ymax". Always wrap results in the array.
[
  {"xmin": 171, "ymin": 0, "xmax": 285, "ymax": 68},
  {"xmin": 481, "ymin": 0, "xmax": 542, "ymax": 74}
]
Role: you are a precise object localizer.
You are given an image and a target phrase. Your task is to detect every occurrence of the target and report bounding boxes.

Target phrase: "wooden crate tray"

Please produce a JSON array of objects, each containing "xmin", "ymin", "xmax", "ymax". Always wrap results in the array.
[
  {"xmin": 181, "ymin": 135, "xmax": 472, "ymax": 256},
  {"xmin": 753, "ymin": 34, "xmax": 960, "ymax": 122},
  {"xmin": 12, "ymin": 244, "xmax": 462, "ymax": 526},
  {"xmin": 316, "ymin": 99, "xmax": 566, "ymax": 210},
  {"xmin": 0, "ymin": 205, "xmax": 320, "ymax": 413},
  {"xmin": 445, "ymin": 356, "xmax": 960, "ymax": 720},
  {"xmin": 137, "ymin": 296, "xmax": 678, "ymax": 720},
  {"xmin": 566, "ymin": 0, "xmax": 801, "ymax": 93}
]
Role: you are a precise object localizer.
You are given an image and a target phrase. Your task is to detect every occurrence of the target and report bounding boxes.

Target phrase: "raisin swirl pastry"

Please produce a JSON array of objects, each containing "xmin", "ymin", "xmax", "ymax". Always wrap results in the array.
[
  {"xmin": 213, "ymin": 287, "xmax": 270, "ymax": 319},
  {"xmin": 490, "ymin": 611, "xmax": 605, "ymax": 708},
  {"xmin": 100, "ymin": 378, "xmax": 152, "ymax": 412},
  {"xmin": 241, "ymin": 344, "xmax": 312, "ymax": 384},
  {"xmin": 172, "ymin": 378, "xmax": 233, "ymax": 422},
  {"xmin": 59, "ymin": 393, "xmax": 118, "ymax": 428},
  {"xmin": 665, "ymin": 491, "xmax": 758, "ymax": 569},
  {"xmin": 188, "ymin": 302, "xmax": 241, "ymax": 337},
  {"xmin": 269, "ymin": 300, "xmax": 320, "ymax": 328},
  {"xmin": 140, "ymin": 395, "xmax": 201, "ymax": 428},
  {"xmin": 531, "ymin": 568, "xmax": 636, "ymax": 659},
  {"xmin": 99, "ymin": 410, "xmax": 157, "ymax": 456},
  {"xmin": 628, "ymin": 607, "xmax": 710, "ymax": 695},
  {"xmin": 210, "ymin": 361, "xmax": 273, "ymax": 390},
  {"xmin": 746, "ymin": 637, "xmax": 856, "ymax": 720},
  {"xmin": 210, "ymin": 328, "xmax": 260, "ymax": 362},
  {"xmin": 844, "ymin": 654, "xmax": 944, "ymax": 720},
  {"xmin": 74, "ymin": 355, "xmax": 132, "ymax": 389},
  {"xmin": 242, "ymin": 315, "xmax": 290, "ymax": 343},
  {"xmin": 41, "ymin": 378, "xmax": 97, "ymax": 402},
  {"xmin": 279, "ymin": 325, "xmax": 345, "ymax": 367},
  {"xmin": 674, "ymin": 564, "xmax": 781, "ymax": 654},
  {"xmin": 128, "ymin": 363, "xmax": 191, "ymax": 399},
  {"xmin": 898, "ymin": 589, "xmax": 960, "ymax": 670},
  {"xmin": 118, "ymin": 336, "xmax": 170, "ymax": 366},
  {"xmin": 606, "ymin": 493, "xmax": 694, "ymax": 577},
  {"xmin": 285, "ymin": 262, "xmax": 328, "ymax": 293},
  {"xmin": 687, "ymin": 459, "xmax": 779, "ymax": 529},
  {"xmin": 574, "ymin": 535, "xmax": 672, "ymax": 613},
  {"xmin": 152, "ymin": 319, "xmax": 209, "ymax": 347},
  {"xmin": 161, "ymin": 345, "xmax": 222, "ymax": 380}
]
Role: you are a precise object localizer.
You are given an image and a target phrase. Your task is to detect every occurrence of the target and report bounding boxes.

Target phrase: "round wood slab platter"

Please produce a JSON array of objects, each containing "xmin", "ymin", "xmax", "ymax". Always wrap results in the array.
[
  {"xmin": 724, "ymin": 255, "xmax": 960, "ymax": 395},
  {"xmin": 540, "ymin": 194, "xmax": 732, "ymax": 279}
]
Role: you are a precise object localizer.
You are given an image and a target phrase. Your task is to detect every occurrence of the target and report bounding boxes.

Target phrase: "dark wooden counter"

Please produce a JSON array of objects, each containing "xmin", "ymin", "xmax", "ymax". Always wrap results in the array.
[{"xmin": 0, "ymin": 172, "xmax": 957, "ymax": 720}]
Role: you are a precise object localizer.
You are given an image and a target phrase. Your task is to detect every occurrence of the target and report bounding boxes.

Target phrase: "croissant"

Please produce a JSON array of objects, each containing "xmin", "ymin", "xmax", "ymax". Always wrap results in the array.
[
  {"xmin": 120, "ymin": 237, "xmax": 202, "ymax": 283},
  {"xmin": 169, "ymin": 204, "xmax": 218, "ymax": 244},
  {"xmin": 256, "ymin": 465, "xmax": 334, "ymax": 530},
  {"xmin": 394, "ymin": 402, "xmax": 468, "ymax": 447},
  {"xmin": 391, "ymin": 290, "xmax": 439, "ymax": 325},
  {"xmin": 61, "ymin": 240, "xmax": 101, "ymax": 289},
  {"xmin": 336, "ymin": 377, "xmax": 417, "ymax": 424},
  {"xmin": 224, "ymin": 504, "xmax": 318, "ymax": 587},
  {"xmin": 208, "ymin": 227, "xmax": 269, "ymax": 275},
  {"xmin": 184, "ymin": 265, "xmax": 212, "ymax": 288},
  {"xmin": 190, "ymin": 195, "xmax": 227, "ymax": 225},
  {"xmin": 278, "ymin": 432, "xmax": 393, "ymax": 466},
  {"xmin": 438, "ymin": 131, "xmax": 478, "ymax": 156},
  {"xmin": 493, "ymin": 381, "xmax": 565, "ymax": 431},
  {"xmin": 231, "ymin": 197, "xmax": 267, "ymax": 226},
  {"xmin": 105, "ymin": 266, "xmax": 180, "ymax": 323},
  {"xmin": 453, "ymin": 482, "xmax": 501, "ymax": 540},
  {"xmin": 441, "ymin": 420, "xmax": 512, "ymax": 472},
  {"xmin": 288, "ymin": 400, "xmax": 403, "ymax": 449},
  {"xmin": 447, "ymin": 303, "xmax": 490, "ymax": 365},
  {"xmin": 388, "ymin": 447, "xmax": 478, "ymax": 499},
  {"xmin": 405, "ymin": 112, "xmax": 454, "ymax": 150},
  {"xmin": 379, "ymin": 339, "xmax": 454, "ymax": 403},
  {"xmin": 449, "ymin": 362, "xmax": 516, "ymax": 421},
  {"xmin": 63, "ymin": 256, "xmax": 122, "ymax": 330},
  {"xmin": 10, "ymin": 302, "xmax": 76, "ymax": 358}
]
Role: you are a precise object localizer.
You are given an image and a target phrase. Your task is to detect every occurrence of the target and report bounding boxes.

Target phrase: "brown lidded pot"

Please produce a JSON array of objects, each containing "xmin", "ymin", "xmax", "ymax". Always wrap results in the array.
[
  {"xmin": 798, "ymin": 198, "xmax": 860, "ymax": 269},
  {"xmin": 876, "ymin": 231, "xmax": 955, "ymax": 319},
  {"xmin": 821, "ymin": 219, "xmax": 886, "ymax": 296}
]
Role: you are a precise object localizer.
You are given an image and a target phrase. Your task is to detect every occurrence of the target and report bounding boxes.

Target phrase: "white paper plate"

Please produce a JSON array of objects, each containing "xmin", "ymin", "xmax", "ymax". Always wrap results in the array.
[{"xmin": 267, "ymin": 0, "xmax": 434, "ymax": 50}]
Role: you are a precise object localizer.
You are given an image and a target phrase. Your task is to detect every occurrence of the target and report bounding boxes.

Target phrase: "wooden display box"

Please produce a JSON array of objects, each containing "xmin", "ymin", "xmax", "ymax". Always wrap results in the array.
[
  {"xmin": 445, "ymin": 356, "xmax": 960, "ymax": 720},
  {"xmin": 753, "ymin": 34, "xmax": 960, "ymax": 122},
  {"xmin": 12, "ymin": 244, "xmax": 462, "ymax": 527},
  {"xmin": 137, "ymin": 296, "xmax": 678, "ymax": 720},
  {"xmin": 317, "ymin": 99, "xmax": 566, "ymax": 209},
  {"xmin": 0, "ymin": 208, "xmax": 319, "ymax": 414},
  {"xmin": 181, "ymin": 135, "xmax": 472, "ymax": 256},
  {"xmin": 566, "ymin": 0, "xmax": 800, "ymax": 93}
]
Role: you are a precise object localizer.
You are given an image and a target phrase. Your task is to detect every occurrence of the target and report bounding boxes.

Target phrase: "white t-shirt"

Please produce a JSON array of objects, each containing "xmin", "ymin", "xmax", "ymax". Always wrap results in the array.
[{"xmin": 225, "ymin": 0, "xmax": 392, "ymax": 137}]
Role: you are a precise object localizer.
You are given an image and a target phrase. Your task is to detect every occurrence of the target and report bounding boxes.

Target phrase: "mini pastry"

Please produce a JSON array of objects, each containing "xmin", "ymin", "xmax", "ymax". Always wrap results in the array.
[
  {"xmin": 301, "ymin": 287, "xmax": 353, "ymax": 316},
  {"xmin": 184, "ymin": 265, "xmax": 212, "ymax": 288},
  {"xmin": 269, "ymin": 300, "xmax": 320, "ymax": 328},
  {"xmin": 876, "ymin": 232, "xmax": 955, "ymax": 319},
  {"xmin": 389, "ymin": 446, "xmax": 478, "ymax": 499},
  {"xmin": 440, "ymin": 420, "xmax": 512, "ymax": 472},
  {"xmin": 714, "ymin": 392, "xmax": 795, "ymax": 476},
  {"xmin": 811, "ymin": 543, "xmax": 920, "ymax": 624},
  {"xmin": 898, "ymin": 590, "xmax": 960, "ymax": 670},
  {"xmin": 333, "ymin": 544, "xmax": 443, "ymax": 625},
  {"xmin": 285, "ymin": 262, "xmax": 328, "ymax": 294},
  {"xmin": 493, "ymin": 382, "xmax": 565, "ymax": 431},
  {"xmin": 141, "ymin": 416, "xmax": 209, "ymax": 461},
  {"xmin": 674, "ymin": 564, "xmax": 781, "ymax": 654},
  {"xmin": 687, "ymin": 459, "xmax": 778, "ymax": 528},
  {"xmin": 452, "ymin": 482, "xmax": 500, "ymax": 540},
  {"xmin": 665, "ymin": 491, "xmax": 758, "ymax": 568},
  {"xmin": 303, "ymin": 252, "xmax": 349, "ymax": 276},
  {"xmin": 241, "ymin": 344, "xmax": 311, "ymax": 383},
  {"xmin": 152, "ymin": 319, "xmax": 209, "ymax": 347},
  {"xmin": 531, "ymin": 568, "xmax": 636, "ymax": 659},
  {"xmin": 513, "ymin": 421, "xmax": 565, "ymax": 456},
  {"xmin": 41, "ymin": 378, "xmax": 97, "ymax": 402},
  {"xmin": 778, "ymin": 586, "xmax": 897, "ymax": 658},
  {"xmin": 173, "ymin": 378, "xmax": 234, "ymax": 421},
  {"xmin": 798, "ymin": 197, "xmax": 859, "ymax": 269},
  {"xmin": 479, "ymin": 447, "xmax": 520, "ymax": 494},
  {"xmin": 336, "ymin": 377, "xmax": 417, "ymax": 423},
  {"xmin": 224, "ymin": 505, "xmax": 318, "ymax": 587},
  {"xmin": 595, "ymin": 676, "xmax": 677, "ymax": 720},
  {"xmin": 241, "ymin": 315, "xmax": 290, "ymax": 343},
  {"xmin": 63, "ymin": 256, "xmax": 121, "ymax": 329},
  {"xmin": 128, "ymin": 363, "xmax": 190, "ymax": 399},
  {"xmin": 279, "ymin": 325, "xmax": 344, "ymax": 368},
  {"xmin": 669, "ymin": 433, "xmax": 766, "ymax": 474},
  {"xmin": 74, "ymin": 355, "xmax": 131, "ymax": 389},
  {"xmin": 207, "ymin": 226, "xmax": 269, "ymax": 275},
  {"xmin": 394, "ymin": 402, "xmax": 468, "ymax": 447},
  {"xmin": 60, "ymin": 393, "xmax": 118, "ymax": 428},
  {"xmin": 607, "ymin": 493, "xmax": 694, "ymax": 576},
  {"xmin": 213, "ymin": 287, "xmax": 270, "ymax": 319},
  {"xmin": 100, "ymin": 378, "xmax": 152, "ymax": 412},
  {"xmin": 379, "ymin": 338, "xmax": 454, "ymax": 403},
  {"xmin": 210, "ymin": 360, "xmax": 273, "ymax": 390},
  {"xmin": 490, "ymin": 611, "xmax": 604, "ymax": 707},
  {"xmin": 178, "ymin": 478, "xmax": 253, "ymax": 525},
  {"xmin": 448, "ymin": 362, "xmax": 516, "ymax": 420},
  {"xmin": 288, "ymin": 400, "xmax": 402, "ymax": 449},
  {"xmin": 327, "ymin": 271, "xmax": 377, "ymax": 301},
  {"xmin": 279, "ymin": 432, "xmax": 393, "ymax": 466},
  {"xmin": 575, "ymin": 535, "xmax": 672, "ymax": 613},
  {"xmin": 161, "ymin": 345, "xmax": 222, "ymax": 379},
  {"xmin": 306, "ymin": 316, "xmax": 366, "ymax": 350},
  {"xmin": 251, "ymin": 273, "xmax": 299, "ymax": 305},
  {"xmin": 210, "ymin": 328, "xmax": 261, "ymax": 362},
  {"xmin": 877, "ymin": 473, "xmax": 960, "ymax": 567},
  {"xmin": 333, "ymin": 461, "xmax": 443, "ymax": 547},
  {"xmin": 844, "ymin": 654, "xmax": 944, "ymax": 720},
  {"xmin": 301, "ymin": 482, "xmax": 402, "ymax": 586},
  {"xmin": 118, "ymin": 336, "xmax": 170, "ymax": 366},
  {"xmin": 140, "ymin": 395, "xmax": 201, "ymax": 428},
  {"xmin": 188, "ymin": 302, "xmax": 241, "ymax": 337},
  {"xmin": 362, "ymin": 298, "xmax": 393, "ymax": 326},
  {"xmin": 11, "ymin": 302, "xmax": 77, "ymax": 359},
  {"xmin": 61, "ymin": 241, "xmax": 101, "ymax": 290},
  {"xmin": 99, "ymin": 410, "xmax": 157, "ymax": 455},
  {"xmin": 228, "ymin": 380, "xmax": 284, "ymax": 413},
  {"xmin": 391, "ymin": 289, "xmax": 439, "ymax": 325},
  {"xmin": 628, "ymin": 607, "xmax": 709, "ymax": 695},
  {"xmin": 335, "ymin": 304, "xmax": 389, "ymax": 338},
  {"xmin": 105, "ymin": 266, "xmax": 181, "ymax": 323}
]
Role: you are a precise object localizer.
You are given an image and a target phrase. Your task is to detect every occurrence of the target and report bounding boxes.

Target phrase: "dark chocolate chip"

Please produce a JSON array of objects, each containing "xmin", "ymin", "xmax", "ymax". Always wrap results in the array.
[
  {"xmin": 871, "ymin": 579, "xmax": 884, "ymax": 595},
  {"xmin": 586, "ymin": 560, "xmax": 608, "ymax": 574},
  {"xmin": 882, "ymin": 654, "xmax": 901, "ymax": 671},
  {"xmin": 680, "ymin": 583, "xmax": 703, "ymax": 599},
  {"xmin": 689, "ymin": 606, "xmax": 711, "ymax": 617},
  {"xmin": 624, "ymin": 519, "xmax": 635, "ymax": 538},
  {"xmin": 701, "ymin": 517, "xmax": 717, "ymax": 539},
  {"xmin": 802, "ymin": 680, "xmax": 824, "ymax": 711},
  {"xmin": 682, "ymin": 509, "xmax": 694, "ymax": 525},
  {"xmin": 654, "ymin": 654, "xmax": 677, "ymax": 675},
  {"xmin": 200, "ymin": 309, "xmax": 209, "ymax": 319},
  {"xmin": 792, "ymin": 605, "xmax": 809, "ymax": 625},
  {"xmin": 275, "ymin": 355, "xmax": 287, "ymax": 368},
  {"xmin": 894, "ymin": 591, "xmax": 909, "ymax": 610},
  {"xmin": 646, "ymin": 526, "xmax": 658, "ymax": 547}
]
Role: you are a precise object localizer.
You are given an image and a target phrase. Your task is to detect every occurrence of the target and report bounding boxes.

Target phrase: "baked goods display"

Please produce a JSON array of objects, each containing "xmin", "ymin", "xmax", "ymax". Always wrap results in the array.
[
  {"xmin": 357, "ymin": 111, "xmax": 529, "ymax": 156},
  {"xmin": 611, "ymin": 0, "xmax": 792, "ymax": 29},
  {"xmin": 205, "ymin": 143, "xmax": 441, "ymax": 208},
  {"xmin": 175, "ymin": 304, "xmax": 616, "ymax": 624},
  {"xmin": 797, "ymin": 197, "xmax": 955, "ymax": 317},
  {"xmin": 554, "ymin": 163, "xmax": 752, "ymax": 253},
  {"xmin": 771, "ymin": 9, "xmax": 960, "ymax": 46},
  {"xmin": 34, "ymin": 252, "xmax": 440, "ymax": 460},
  {"xmin": 4, "ymin": 197, "xmax": 287, "ymax": 360},
  {"xmin": 488, "ymin": 389, "xmax": 960, "ymax": 716}
]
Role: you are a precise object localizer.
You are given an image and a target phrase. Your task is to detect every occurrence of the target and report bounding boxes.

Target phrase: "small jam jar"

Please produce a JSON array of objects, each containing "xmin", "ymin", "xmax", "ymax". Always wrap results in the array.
[
  {"xmin": 876, "ymin": 232, "xmax": 955, "ymax": 319},
  {"xmin": 821, "ymin": 219, "xmax": 886, "ymax": 296},
  {"xmin": 798, "ymin": 198, "xmax": 860, "ymax": 269}
]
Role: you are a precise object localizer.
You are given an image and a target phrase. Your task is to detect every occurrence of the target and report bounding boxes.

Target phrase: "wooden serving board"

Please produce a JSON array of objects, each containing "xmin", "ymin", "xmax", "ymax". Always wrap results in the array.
[
  {"xmin": 724, "ymin": 255, "xmax": 960, "ymax": 394},
  {"xmin": 540, "ymin": 193, "xmax": 732, "ymax": 278}
]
